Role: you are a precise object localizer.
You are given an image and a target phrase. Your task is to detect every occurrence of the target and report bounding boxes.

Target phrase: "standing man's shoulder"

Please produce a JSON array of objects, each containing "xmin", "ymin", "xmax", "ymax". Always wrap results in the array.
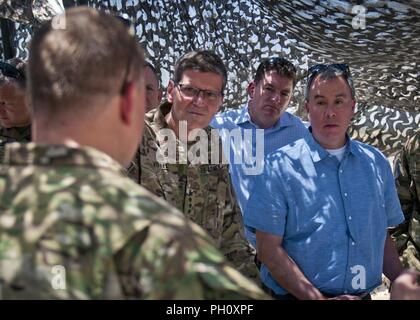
[
  {"xmin": 405, "ymin": 130, "xmax": 420, "ymax": 157},
  {"xmin": 137, "ymin": 210, "xmax": 268, "ymax": 299},
  {"xmin": 267, "ymin": 135, "xmax": 310, "ymax": 162},
  {"xmin": 394, "ymin": 130, "xmax": 420, "ymax": 180},
  {"xmin": 351, "ymin": 139, "xmax": 390, "ymax": 165}
]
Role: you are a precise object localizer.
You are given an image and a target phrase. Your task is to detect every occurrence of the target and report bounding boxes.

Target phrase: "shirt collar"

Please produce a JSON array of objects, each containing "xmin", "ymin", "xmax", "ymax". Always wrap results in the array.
[
  {"xmin": 306, "ymin": 127, "xmax": 356, "ymax": 163},
  {"xmin": 234, "ymin": 104, "xmax": 252, "ymax": 125},
  {"xmin": 235, "ymin": 103, "xmax": 295, "ymax": 131}
]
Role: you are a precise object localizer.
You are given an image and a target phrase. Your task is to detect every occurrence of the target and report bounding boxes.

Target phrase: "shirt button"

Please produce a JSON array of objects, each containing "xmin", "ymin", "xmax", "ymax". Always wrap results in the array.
[
  {"xmin": 348, "ymin": 216, "xmax": 352, "ymax": 220},
  {"xmin": 340, "ymin": 169, "xmax": 343, "ymax": 173},
  {"xmin": 344, "ymin": 193, "xmax": 348, "ymax": 197},
  {"xmin": 352, "ymin": 242, "xmax": 355, "ymax": 246}
]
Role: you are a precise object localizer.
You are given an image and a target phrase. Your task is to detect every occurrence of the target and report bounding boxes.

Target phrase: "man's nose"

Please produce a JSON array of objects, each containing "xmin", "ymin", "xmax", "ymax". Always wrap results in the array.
[
  {"xmin": 325, "ymin": 104, "xmax": 337, "ymax": 118},
  {"xmin": 270, "ymin": 91, "xmax": 284, "ymax": 104},
  {"xmin": 192, "ymin": 91, "xmax": 206, "ymax": 105}
]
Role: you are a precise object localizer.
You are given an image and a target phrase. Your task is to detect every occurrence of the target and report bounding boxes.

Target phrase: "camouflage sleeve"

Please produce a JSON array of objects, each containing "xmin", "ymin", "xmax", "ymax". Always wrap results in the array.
[
  {"xmin": 137, "ymin": 124, "xmax": 167, "ymax": 198},
  {"xmin": 394, "ymin": 134, "xmax": 418, "ymax": 221},
  {"xmin": 125, "ymin": 120, "xmax": 161, "ymax": 186},
  {"xmin": 392, "ymin": 132, "xmax": 420, "ymax": 259},
  {"xmin": 218, "ymin": 167, "xmax": 259, "ymax": 282},
  {"xmin": 114, "ymin": 212, "xmax": 267, "ymax": 299},
  {"xmin": 125, "ymin": 148, "xmax": 141, "ymax": 183}
]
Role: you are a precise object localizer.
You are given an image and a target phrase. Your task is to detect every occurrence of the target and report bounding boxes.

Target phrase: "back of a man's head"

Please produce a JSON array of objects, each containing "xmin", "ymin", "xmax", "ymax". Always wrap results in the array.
[{"xmin": 28, "ymin": 6, "xmax": 144, "ymax": 120}]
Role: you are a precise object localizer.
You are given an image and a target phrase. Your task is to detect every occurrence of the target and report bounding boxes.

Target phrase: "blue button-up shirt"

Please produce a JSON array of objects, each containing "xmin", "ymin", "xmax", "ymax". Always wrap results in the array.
[
  {"xmin": 211, "ymin": 105, "xmax": 309, "ymax": 245},
  {"xmin": 244, "ymin": 134, "xmax": 404, "ymax": 295}
]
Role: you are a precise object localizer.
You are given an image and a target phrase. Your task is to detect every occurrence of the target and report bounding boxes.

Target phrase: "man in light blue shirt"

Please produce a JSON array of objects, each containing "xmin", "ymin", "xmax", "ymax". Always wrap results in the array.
[
  {"xmin": 245, "ymin": 64, "xmax": 406, "ymax": 299},
  {"xmin": 211, "ymin": 57, "xmax": 308, "ymax": 246}
]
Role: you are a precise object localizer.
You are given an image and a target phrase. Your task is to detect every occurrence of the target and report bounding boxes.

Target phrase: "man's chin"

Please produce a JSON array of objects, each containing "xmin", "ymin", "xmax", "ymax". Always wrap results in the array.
[{"xmin": 183, "ymin": 118, "xmax": 210, "ymax": 129}]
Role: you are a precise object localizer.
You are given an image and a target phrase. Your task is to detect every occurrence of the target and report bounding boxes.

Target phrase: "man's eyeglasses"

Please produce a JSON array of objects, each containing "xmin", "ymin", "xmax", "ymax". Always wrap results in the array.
[
  {"xmin": 307, "ymin": 63, "xmax": 351, "ymax": 78},
  {"xmin": 176, "ymin": 83, "xmax": 223, "ymax": 104},
  {"xmin": 0, "ymin": 61, "xmax": 25, "ymax": 81}
]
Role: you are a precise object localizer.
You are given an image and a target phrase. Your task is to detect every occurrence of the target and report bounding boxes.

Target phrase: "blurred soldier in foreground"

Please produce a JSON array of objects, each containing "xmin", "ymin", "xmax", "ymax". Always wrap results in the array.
[
  {"xmin": 0, "ymin": 7, "xmax": 266, "ymax": 300},
  {"xmin": 0, "ymin": 58, "xmax": 31, "ymax": 162},
  {"xmin": 392, "ymin": 130, "xmax": 420, "ymax": 271},
  {"xmin": 131, "ymin": 50, "xmax": 258, "ymax": 280}
]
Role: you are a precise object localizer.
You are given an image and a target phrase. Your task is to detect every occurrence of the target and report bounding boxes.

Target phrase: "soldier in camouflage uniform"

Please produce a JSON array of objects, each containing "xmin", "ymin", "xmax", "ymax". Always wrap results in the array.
[
  {"xmin": 0, "ymin": 7, "xmax": 267, "ymax": 300},
  {"xmin": 392, "ymin": 130, "xmax": 420, "ymax": 271},
  {"xmin": 0, "ymin": 58, "xmax": 31, "ymax": 162},
  {"xmin": 128, "ymin": 51, "xmax": 258, "ymax": 281}
]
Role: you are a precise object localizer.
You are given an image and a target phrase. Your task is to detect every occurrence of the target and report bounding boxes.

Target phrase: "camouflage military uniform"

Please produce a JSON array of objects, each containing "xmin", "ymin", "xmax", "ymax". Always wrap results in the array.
[
  {"xmin": 392, "ymin": 130, "xmax": 420, "ymax": 271},
  {"xmin": 128, "ymin": 101, "xmax": 258, "ymax": 281},
  {"xmin": 0, "ymin": 125, "xmax": 31, "ymax": 162},
  {"xmin": 0, "ymin": 142, "xmax": 267, "ymax": 299}
]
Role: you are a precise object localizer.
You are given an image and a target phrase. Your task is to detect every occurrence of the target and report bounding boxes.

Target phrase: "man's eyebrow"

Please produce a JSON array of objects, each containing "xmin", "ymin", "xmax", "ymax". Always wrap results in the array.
[{"xmin": 314, "ymin": 93, "xmax": 347, "ymax": 99}]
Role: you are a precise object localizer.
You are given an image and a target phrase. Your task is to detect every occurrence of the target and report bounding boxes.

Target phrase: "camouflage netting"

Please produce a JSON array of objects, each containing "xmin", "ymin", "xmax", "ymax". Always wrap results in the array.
[{"xmin": 0, "ymin": 0, "xmax": 418, "ymax": 156}]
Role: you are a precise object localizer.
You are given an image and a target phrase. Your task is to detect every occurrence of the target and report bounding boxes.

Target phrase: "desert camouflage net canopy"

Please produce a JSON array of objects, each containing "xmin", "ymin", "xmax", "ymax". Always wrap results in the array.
[
  {"xmin": 0, "ymin": 0, "xmax": 418, "ymax": 155},
  {"xmin": 0, "ymin": 0, "xmax": 64, "ymax": 26}
]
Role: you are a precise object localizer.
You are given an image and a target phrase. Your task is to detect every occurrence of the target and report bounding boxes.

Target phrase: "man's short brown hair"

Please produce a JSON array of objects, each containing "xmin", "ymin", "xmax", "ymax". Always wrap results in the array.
[
  {"xmin": 28, "ymin": 6, "xmax": 144, "ymax": 116},
  {"xmin": 174, "ymin": 50, "xmax": 227, "ymax": 92},
  {"xmin": 254, "ymin": 57, "xmax": 297, "ymax": 88}
]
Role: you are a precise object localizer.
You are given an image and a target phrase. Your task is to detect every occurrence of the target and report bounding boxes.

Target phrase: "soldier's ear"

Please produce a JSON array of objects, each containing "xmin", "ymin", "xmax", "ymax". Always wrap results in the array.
[
  {"xmin": 120, "ymin": 82, "xmax": 136, "ymax": 125},
  {"xmin": 247, "ymin": 82, "xmax": 255, "ymax": 98},
  {"xmin": 167, "ymin": 80, "xmax": 175, "ymax": 103}
]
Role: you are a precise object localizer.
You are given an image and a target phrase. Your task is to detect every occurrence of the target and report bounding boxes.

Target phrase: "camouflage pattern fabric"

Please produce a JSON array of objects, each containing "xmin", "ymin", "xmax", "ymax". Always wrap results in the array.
[
  {"xmin": 2, "ymin": 2, "xmax": 418, "ymax": 159},
  {"xmin": 128, "ymin": 101, "xmax": 258, "ymax": 281},
  {"xmin": 0, "ymin": 0, "xmax": 64, "ymax": 26},
  {"xmin": 392, "ymin": 130, "xmax": 420, "ymax": 271},
  {"xmin": 0, "ymin": 125, "xmax": 31, "ymax": 162},
  {"xmin": 0, "ymin": 142, "xmax": 267, "ymax": 299}
]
